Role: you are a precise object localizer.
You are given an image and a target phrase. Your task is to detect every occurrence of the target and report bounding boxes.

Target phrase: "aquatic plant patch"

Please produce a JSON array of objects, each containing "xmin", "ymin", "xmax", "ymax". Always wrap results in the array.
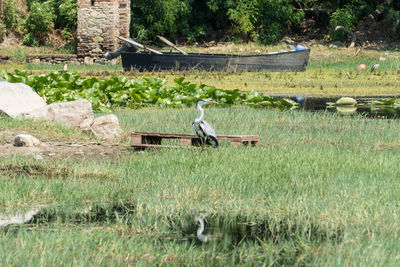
[{"xmin": 0, "ymin": 70, "xmax": 297, "ymax": 112}]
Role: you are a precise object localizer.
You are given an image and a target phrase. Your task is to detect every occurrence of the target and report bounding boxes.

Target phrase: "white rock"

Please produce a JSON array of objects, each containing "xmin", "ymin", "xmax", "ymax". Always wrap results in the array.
[
  {"xmin": 336, "ymin": 97, "xmax": 357, "ymax": 106},
  {"xmin": 24, "ymin": 99, "xmax": 94, "ymax": 130},
  {"xmin": 90, "ymin": 114, "xmax": 123, "ymax": 140},
  {"xmin": 32, "ymin": 154, "xmax": 43, "ymax": 160},
  {"xmin": 14, "ymin": 134, "xmax": 41, "ymax": 147},
  {"xmin": 0, "ymin": 82, "xmax": 46, "ymax": 118}
]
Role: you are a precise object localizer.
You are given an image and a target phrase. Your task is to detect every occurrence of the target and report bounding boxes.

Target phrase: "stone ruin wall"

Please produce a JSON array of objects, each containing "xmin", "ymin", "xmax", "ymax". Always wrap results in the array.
[
  {"xmin": 118, "ymin": 0, "xmax": 130, "ymax": 39},
  {"xmin": 77, "ymin": 0, "xmax": 130, "ymax": 63},
  {"xmin": 0, "ymin": 0, "xmax": 130, "ymax": 64}
]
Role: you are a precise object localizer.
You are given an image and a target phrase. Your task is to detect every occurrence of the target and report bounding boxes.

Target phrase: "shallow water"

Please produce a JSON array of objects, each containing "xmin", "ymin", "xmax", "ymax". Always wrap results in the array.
[
  {"xmin": 294, "ymin": 96, "xmax": 400, "ymax": 118},
  {"xmin": 177, "ymin": 215, "xmax": 343, "ymax": 249}
]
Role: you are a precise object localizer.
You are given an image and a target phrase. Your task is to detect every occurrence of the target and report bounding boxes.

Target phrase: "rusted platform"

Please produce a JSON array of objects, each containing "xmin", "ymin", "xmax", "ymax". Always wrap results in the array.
[{"xmin": 131, "ymin": 132, "xmax": 259, "ymax": 149}]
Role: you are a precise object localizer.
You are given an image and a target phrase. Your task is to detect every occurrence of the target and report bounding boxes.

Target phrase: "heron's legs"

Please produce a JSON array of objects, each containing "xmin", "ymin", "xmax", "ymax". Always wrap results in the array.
[{"xmin": 201, "ymin": 138, "xmax": 205, "ymax": 152}]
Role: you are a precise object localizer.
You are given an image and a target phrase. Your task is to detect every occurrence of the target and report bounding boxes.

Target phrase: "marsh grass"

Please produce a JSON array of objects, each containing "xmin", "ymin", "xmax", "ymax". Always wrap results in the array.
[{"xmin": 1, "ymin": 107, "xmax": 400, "ymax": 265}]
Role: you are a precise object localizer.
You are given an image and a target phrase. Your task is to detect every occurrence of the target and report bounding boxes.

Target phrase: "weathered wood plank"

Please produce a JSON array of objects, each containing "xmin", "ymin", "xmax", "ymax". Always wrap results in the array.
[{"xmin": 130, "ymin": 132, "xmax": 259, "ymax": 149}]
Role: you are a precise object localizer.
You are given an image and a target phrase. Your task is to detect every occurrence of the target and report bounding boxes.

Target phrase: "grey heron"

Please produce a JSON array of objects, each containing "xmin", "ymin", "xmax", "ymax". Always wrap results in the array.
[
  {"xmin": 195, "ymin": 215, "xmax": 209, "ymax": 243},
  {"xmin": 371, "ymin": 63, "xmax": 380, "ymax": 72},
  {"xmin": 193, "ymin": 99, "xmax": 218, "ymax": 151}
]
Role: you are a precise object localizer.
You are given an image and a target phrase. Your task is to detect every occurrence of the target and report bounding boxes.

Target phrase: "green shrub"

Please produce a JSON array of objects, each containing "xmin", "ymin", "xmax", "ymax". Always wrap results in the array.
[
  {"xmin": 24, "ymin": 0, "xmax": 76, "ymax": 47},
  {"xmin": 329, "ymin": 5, "xmax": 358, "ymax": 42},
  {"xmin": 3, "ymin": 0, "xmax": 21, "ymax": 29},
  {"xmin": 129, "ymin": 0, "xmax": 305, "ymax": 44},
  {"xmin": 227, "ymin": 0, "xmax": 258, "ymax": 39},
  {"xmin": 226, "ymin": 0, "xmax": 304, "ymax": 44},
  {"xmin": 257, "ymin": 0, "xmax": 304, "ymax": 44},
  {"xmin": 182, "ymin": 0, "xmax": 230, "ymax": 43},
  {"xmin": 57, "ymin": 0, "xmax": 77, "ymax": 33},
  {"xmin": 385, "ymin": 8, "xmax": 400, "ymax": 36},
  {"xmin": 23, "ymin": 32, "xmax": 39, "ymax": 46},
  {"xmin": 257, "ymin": 22, "xmax": 282, "ymax": 44},
  {"xmin": 2, "ymin": 0, "xmax": 25, "ymax": 36},
  {"xmin": 25, "ymin": 1, "xmax": 56, "ymax": 45},
  {"xmin": 130, "ymin": 0, "xmax": 190, "ymax": 44},
  {"xmin": 58, "ymin": 0, "xmax": 77, "ymax": 49}
]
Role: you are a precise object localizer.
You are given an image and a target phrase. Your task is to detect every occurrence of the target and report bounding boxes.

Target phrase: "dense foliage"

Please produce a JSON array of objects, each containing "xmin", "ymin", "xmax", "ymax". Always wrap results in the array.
[
  {"xmin": 0, "ymin": 70, "xmax": 298, "ymax": 111},
  {"xmin": 131, "ymin": 0, "xmax": 400, "ymax": 44},
  {"xmin": 0, "ymin": 0, "xmax": 77, "ymax": 48},
  {"xmin": 0, "ymin": 0, "xmax": 25, "ymax": 42},
  {"xmin": 24, "ymin": 1, "xmax": 56, "ymax": 45},
  {"xmin": 0, "ymin": 0, "xmax": 399, "ymax": 47}
]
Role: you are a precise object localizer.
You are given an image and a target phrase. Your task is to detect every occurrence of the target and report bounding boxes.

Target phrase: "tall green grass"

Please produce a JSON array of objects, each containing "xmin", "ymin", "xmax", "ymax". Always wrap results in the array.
[{"xmin": 1, "ymin": 108, "xmax": 400, "ymax": 265}]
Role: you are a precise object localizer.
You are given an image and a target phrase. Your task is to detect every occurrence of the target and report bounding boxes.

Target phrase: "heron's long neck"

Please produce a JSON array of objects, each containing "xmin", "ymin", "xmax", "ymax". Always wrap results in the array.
[
  {"xmin": 197, "ymin": 104, "xmax": 204, "ymax": 121},
  {"xmin": 196, "ymin": 218, "xmax": 205, "ymax": 235}
]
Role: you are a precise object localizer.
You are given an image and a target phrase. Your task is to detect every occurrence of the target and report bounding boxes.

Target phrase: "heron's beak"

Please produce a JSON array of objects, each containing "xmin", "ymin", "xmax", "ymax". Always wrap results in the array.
[{"xmin": 208, "ymin": 100, "xmax": 217, "ymax": 104}]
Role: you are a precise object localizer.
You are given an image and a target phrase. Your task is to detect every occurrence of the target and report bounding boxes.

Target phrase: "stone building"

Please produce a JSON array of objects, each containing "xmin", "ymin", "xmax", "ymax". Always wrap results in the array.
[{"xmin": 77, "ymin": 0, "xmax": 130, "ymax": 63}]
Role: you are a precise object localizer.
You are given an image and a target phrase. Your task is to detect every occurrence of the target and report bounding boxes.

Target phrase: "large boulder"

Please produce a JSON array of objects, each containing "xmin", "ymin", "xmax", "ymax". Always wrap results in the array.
[
  {"xmin": 0, "ymin": 82, "xmax": 46, "ymax": 118},
  {"xmin": 89, "ymin": 114, "xmax": 123, "ymax": 140},
  {"xmin": 25, "ymin": 99, "xmax": 95, "ymax": 130}
]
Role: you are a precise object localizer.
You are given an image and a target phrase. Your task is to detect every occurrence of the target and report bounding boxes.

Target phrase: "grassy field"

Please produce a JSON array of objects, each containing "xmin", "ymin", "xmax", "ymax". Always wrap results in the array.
[
  {"xmin": 1, "ymin": 43, "xmax": 400, "ymax": 265},
  {"xmin": 1, "ymin": 106, "xmax": 400, "ymax": 265}
]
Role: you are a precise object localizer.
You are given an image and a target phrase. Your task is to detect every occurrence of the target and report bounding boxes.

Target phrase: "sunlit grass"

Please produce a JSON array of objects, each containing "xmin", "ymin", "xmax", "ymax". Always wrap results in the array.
[
  {"xmin": 0, "ymin": 46, "xmax": 74, "ymax": 56},
  {"xmin": 0, "ymin": 117, "xmax": 95, "ymax": 143},
  {"xmin": 1, "ymin": 42, "xmax": 400, "ymax": 264},
  {"xmin": 1, "ymin": 107, "xmax": 400, "ymax": 264}
]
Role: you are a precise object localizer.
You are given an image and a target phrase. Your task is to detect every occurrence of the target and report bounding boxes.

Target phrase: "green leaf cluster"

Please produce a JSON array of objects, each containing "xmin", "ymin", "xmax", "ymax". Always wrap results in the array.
[
  {"xmin": 0, "ymin": 70, "xmax": 298, "ymax": 112},
  {"xmin": 329, "ymin": 6, "xmax": 358, "ymax": 42},
  {"xmin": 245, "ymin": 90, "xmax": 298, "ymax": 110},
  {"xmin": 24, "ymin": 1, "xmax": 56, "ymax": 45},
  {"xmin": 0, "ymin": 0, "xmax": 25, "ymax": 40}
]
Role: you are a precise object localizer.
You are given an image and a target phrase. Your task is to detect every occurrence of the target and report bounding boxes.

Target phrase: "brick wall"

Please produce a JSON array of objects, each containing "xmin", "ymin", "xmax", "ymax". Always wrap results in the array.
[
  {"xmin": 119, "ymin": 0, "xmax": 131, "ymax": 38},
  {"xmin": 77, "ymin": 0, "xmax": 131, "ymax": 61}
]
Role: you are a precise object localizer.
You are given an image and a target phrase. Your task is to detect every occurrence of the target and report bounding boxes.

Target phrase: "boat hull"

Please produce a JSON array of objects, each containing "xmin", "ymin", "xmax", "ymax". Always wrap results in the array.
[{"xmin": 121, "ymin": 49, "xmax": 310, "ymax": 72}]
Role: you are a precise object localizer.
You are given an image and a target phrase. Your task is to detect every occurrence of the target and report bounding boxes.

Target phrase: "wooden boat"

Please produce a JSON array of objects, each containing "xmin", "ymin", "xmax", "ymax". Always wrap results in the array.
[{"xmin": 120, "ymin": 49, "xmax": 310, "ymax": 72}]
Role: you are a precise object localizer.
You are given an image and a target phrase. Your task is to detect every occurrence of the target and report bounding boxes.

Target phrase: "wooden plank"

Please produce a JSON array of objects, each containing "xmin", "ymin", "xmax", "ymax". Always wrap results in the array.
[
  {"xmin": 131, "ymin": 144, "xmax": 183, "ymax": 150},
  {"xmin": 130, "ymin": 132, "xmax": 259, "ymax": 148},
  {"xmin": 158, "ymin": 36, "xmax": 188, "ymax": 55},
  {"xmin": 131, "ymin": 132, "xmax": 259, "ymax": 140},
  {"xmin": 130, "ymin": 134, "xmax": 143, "ymax": 146},
  {"xmin": 118, "ymin": 37, "xmax": 163, "ymax": 55}
]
